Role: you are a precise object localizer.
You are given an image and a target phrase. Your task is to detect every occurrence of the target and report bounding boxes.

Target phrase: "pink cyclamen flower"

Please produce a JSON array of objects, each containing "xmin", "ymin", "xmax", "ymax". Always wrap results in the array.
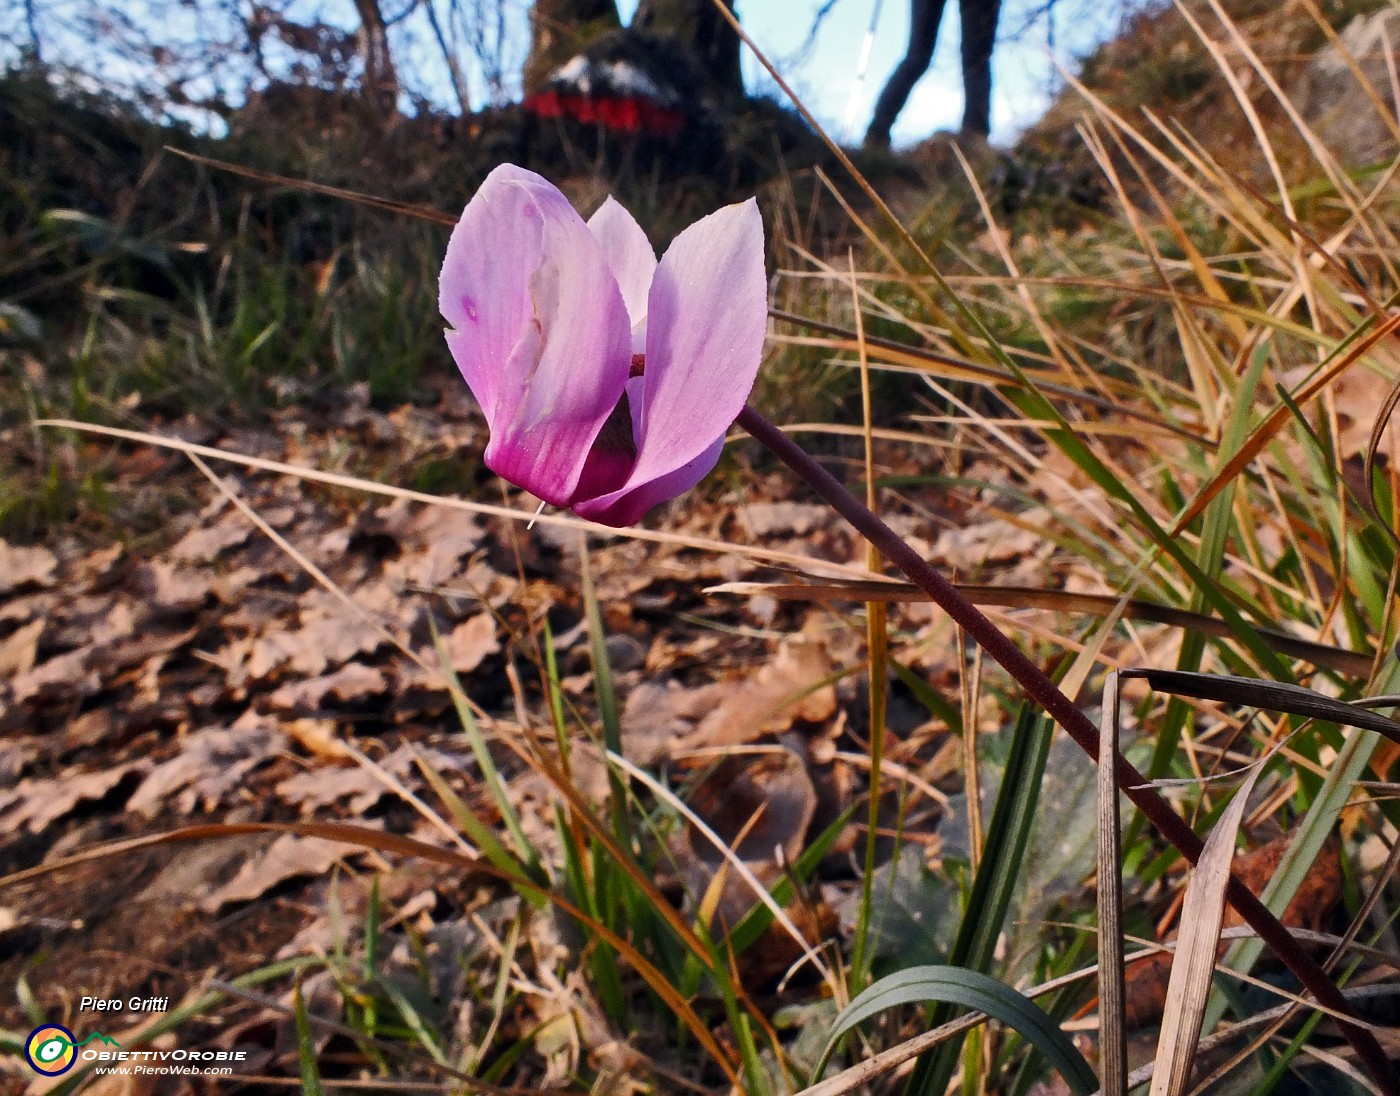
[{"xmin": 439, "ymin": 164, "xmax": 766, "ymax": 527}]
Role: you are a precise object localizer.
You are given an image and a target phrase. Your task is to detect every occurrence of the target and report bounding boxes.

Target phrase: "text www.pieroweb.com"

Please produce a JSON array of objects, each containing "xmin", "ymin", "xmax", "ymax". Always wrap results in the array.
[{"xmin": 86, "ymin": 1049, "xmax": 244, "ymax": 1076}]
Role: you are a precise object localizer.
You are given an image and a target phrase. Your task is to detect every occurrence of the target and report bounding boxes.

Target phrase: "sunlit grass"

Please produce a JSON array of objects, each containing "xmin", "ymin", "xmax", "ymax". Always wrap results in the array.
[{"xmin": 5, "ymin": 0, "xmax": 1400, "ymax": 1091}]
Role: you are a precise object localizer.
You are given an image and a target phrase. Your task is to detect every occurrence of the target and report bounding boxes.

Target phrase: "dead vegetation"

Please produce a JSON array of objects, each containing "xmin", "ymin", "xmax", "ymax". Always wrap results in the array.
[{"xmin": 3, "ymin": 0, "xmax": 1400, "ymax": 1093}]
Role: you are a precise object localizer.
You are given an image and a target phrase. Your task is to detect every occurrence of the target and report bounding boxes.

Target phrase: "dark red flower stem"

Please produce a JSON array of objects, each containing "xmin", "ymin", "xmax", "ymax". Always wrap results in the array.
[{"xmin": 737, "ymin": 404, "xmax": 1399, "ymax": 1093}]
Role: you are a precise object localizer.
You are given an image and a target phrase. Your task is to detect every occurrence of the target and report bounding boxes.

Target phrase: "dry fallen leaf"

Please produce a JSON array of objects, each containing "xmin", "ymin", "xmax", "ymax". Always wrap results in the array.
[
  {"xmin": 267, "ymin": 662, "xmax": 387, "ymax": 711},
  {"xmin": 0, "ymin": 591, "xmax": 57, "ymax": 626},
  {"xmin": 680, "ymin": 622, "xmax": 838, "ymax": 750},
  {"xmin": 170, "ymin": 512, "xmax": 252, "ymax": 563},
  {"xmin": 621, "ymin": 680, "xmax": 731, "ymax": 765},
  {"xmin": 242, "ymin": 631, "xmax": 304, "ymax": 681},
  {"xmin": 276, "ymin": 765, "xmax": 393, "ymax": 815},
  {"xmin": 443, "ymin": 611, "xmax": 500, "ymax": 672},
  {"xmin": 199, "ymin": 833, "xmax": 367, "ymax": 912},
  {"xmin": 97, "ymin": 625, "xmax": 198, "ymax": 679},
  {"xmin": 379, "ymin": 503, "xmax": 484, "ymax": 587},
  {"xmin": 286, "ymin": 587, "xmax": 406, "ymax": 677},
  {"xmin": 9, "ymin": 647, "xmax": 100, "ymax": 705},
  {"xmin": 139, "ymin": 560, "xmax": 213, "ymax": 613},
  {"xmin": 126, "ymin": 722, "xmax": 280, "ymax": 818},
  {"xmin": 678, "ymin": 748, "xmax": 817, "ymax": 930},
  {"xmin": 69, "ymin": 543, "xmax": 124, "ymax": 587},
  {"xmin": 85, "ymin": 599, "xmax": 138, "ymax": 648},
  {"xmin": 739, "ymin": 502, "xmax": 831, "ymax": 538},
  {"xmin": 282, "ymin": 717, "xmax": 354, "ymax": 760},
  {"xmin": 0, "ymin": 740, "xmax": 36, "ymax": 782},
  {"xmin": 0, "ymin": 540, "xmax": 57, "ymax": 593},
  {"xmin": 932, "ymin": 518, "xmax": 1044, "ymax": 570},
  {"xmin": 275, "ymin": 744, "xmax": 465, "ymax": 814},
  {"xmin": 0, "ymin": 761, "xmax": 151, "ymax": 832},
  {"xmin": 0, "ymin": 619, "xmax": 45, "ymax": 677},
  {"xmin": 1326, "ymin": 359, "xmax": 1400, "ymax": 461}
]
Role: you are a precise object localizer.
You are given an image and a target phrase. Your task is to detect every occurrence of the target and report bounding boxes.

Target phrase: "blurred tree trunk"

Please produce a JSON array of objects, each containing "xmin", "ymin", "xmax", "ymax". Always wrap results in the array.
[
  {"xmin": 524, "ymin": 0, "xmax": 622, "ymax": 95},
  {"xmin": 351, "ymin": 0, "xmax": 399, "ymax": 113},
  {"xmin": 866, "ymin": 0, "xmax": 1001, "ymax": 147},
  {"xmin": 632, "ymin": 0, "xmax": 743, "ymax": 100}
]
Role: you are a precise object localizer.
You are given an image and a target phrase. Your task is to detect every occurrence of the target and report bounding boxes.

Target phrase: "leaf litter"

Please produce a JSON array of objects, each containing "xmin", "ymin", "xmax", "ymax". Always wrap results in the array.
[{"xmin": 0, "ymin": 376, "xmax": 1362, "ymax": 1087}]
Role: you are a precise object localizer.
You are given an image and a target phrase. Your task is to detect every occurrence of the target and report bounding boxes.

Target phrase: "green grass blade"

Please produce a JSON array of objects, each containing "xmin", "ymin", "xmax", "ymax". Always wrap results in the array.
[
  {"xmin": 431, "ymin": 626, "xmax": 539, "ymax": 870},
  {"xmin": 580, "ymin": 542, "xmax": 631, "ymax": 843},
  {"xmin": 1204, "ymin": 723, "xmax": 1382, "ymax": 1032},
  {"xmin": 412, "ymin": 751, "xmax": 543, "ymax": 894},
  {"xmin": 1145, "ymin": 339, "xmax": 1270, "ymax": 786},
  {"xmin": 293, "ymin": 977, "xmax": 326, "ymax": 1096},
  {"xmin": 905, "ymin": 704, "xmax": 1054, "ymax": 1095}
]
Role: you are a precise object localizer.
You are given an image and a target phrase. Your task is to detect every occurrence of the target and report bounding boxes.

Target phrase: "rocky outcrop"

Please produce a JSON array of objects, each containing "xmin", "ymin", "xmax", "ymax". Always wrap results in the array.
[{"xmin": 1293, "ymin": 9, "xmax": 1400, "ymax": 166}]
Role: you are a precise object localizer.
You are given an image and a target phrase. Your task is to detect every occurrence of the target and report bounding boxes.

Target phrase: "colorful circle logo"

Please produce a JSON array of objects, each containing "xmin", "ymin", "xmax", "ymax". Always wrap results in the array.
[{"xmin": 24, "ymin": 1024, "xmax": 76, "ymax": 1076}]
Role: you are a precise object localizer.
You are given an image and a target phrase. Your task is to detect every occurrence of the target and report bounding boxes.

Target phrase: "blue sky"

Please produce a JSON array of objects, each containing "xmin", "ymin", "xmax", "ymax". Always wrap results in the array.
[
  {"xmin": 3, "ymin": 0, "xmax": 1131, "ymax": 145},
  {"xmin": 621, "ymin": 0, "xmax": 1128, "ymax": 145}
]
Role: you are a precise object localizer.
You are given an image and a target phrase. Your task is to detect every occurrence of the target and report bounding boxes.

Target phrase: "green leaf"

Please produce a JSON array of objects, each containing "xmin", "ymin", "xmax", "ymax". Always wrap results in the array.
[{"xmin": 811, "ymin": 965, "xmax": 1097, "ymax": 1096}]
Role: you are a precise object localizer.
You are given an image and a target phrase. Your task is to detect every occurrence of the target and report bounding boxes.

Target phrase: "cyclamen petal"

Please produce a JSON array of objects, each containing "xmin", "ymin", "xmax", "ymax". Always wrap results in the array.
[
  {"xmin": 572, "ymin": 434, "xmax": 726, "ymax": 527},
  {"xmin": 587, "ymin": 197, "xmax": 657, "ymax": 350},
  {"xmin": 439, "ymin": 165, "xmax": 632, "ymax": 507},
  {"xmin": 440, "ymin": 165, "xmax": 766, "ymax": 527},
  {"xmin": 571, "ymin": 199, "xmax": 767, "ymax": 523}
]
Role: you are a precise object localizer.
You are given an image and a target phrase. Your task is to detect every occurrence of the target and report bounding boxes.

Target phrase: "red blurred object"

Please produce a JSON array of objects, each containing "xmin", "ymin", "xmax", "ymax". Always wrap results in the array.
[{"xmin": 525, "ymin": 89, "xmax": 686, "ymax": 138}]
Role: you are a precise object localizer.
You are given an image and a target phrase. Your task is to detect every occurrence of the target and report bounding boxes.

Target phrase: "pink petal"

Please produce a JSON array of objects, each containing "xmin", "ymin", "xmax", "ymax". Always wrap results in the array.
[
  {"xmin": 573, "ymin": 435, "xmax": 725, "ymax": 527},
  {"xmin": 573, "ymin": 198, "xmax": 766, "ymax": 520},
  {"xmin": 439, "ymin": 165, "xmax": 632, "ymax": 506},
  {"xmin": 587, "ymin": 197, "xmax": 657, "ymax": 345}
]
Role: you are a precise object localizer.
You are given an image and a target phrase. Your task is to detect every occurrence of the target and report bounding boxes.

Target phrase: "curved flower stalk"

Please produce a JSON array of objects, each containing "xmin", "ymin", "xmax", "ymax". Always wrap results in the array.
[
  {"xmin": 439, "ymin": 164, "xmax": 766, "ymax": 527},
  {"xmin": 437, "ymin": 165, "xmax": 1393, "ymax": 1092}
]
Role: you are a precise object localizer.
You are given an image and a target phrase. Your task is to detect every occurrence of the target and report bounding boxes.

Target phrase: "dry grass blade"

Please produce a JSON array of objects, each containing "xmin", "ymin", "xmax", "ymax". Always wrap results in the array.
[
  {"xmin": 1129, "ymin": 669, "xmax": 1400, "ymax": 746},
  {"xmin": 949, "ymin": 143, "xmax": 1087, "ymax": 389},
  {"xmin": 0, "ymin": 820, "xmax": 744, "ymax": 1086},
  {"xmin": 163, "ymin": 147, "xmax": 459, "ymax": 224},
  {"xmin": 851, "ymin": 248, "xmax": 889, "ymax": 992},
  {"xmin": 35, "ymin": 418, "xmax": 874, "ymax": 577},
  {"xmin": 604, "ymin": 750, "xmax": 841, "ymax": 998},
  {"xmin": 1149, "ymin": 764, "xmax": 1262, "ymax": 1096},
  {"xmin": 767, "ymin": 293, "xmax": 1204, "ymax": 442},
  {"xmin": 1122, "ymin": 982, "xmax": 1400, "ymax": 1092},
  {"xmin": 706, "ymin": 581, "xmax": 1375, "ymax": 676},
  {"xmin": 0, "ymin": 821, "xmax": 484, "ymax": 890},
  {"xmin": 1098, "ymin": 671, "xmax": 1128, "ymax": 1096},
  {"xmin": 807, "ymin": 164, "xmax": 954, "ymax": 335},
  {"xmin": 1169, "ymin": 309, "xmax": 1400, "ymax": 537}
]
